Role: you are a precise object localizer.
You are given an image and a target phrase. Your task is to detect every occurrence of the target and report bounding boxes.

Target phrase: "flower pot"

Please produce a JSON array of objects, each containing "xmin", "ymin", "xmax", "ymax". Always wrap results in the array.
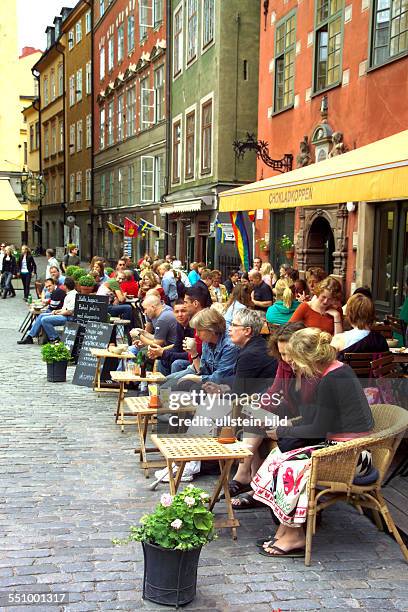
[
  {"xmin": 142, "ymin": 542, "xmax": 201, "ymax": 607},
  {"xmin": 79, "ymin": 285, "xmax": 94, "ymax": 295},
  {"xmin": 285, "ymin": 249, "xmax": 294, "ymax": 260},
  {"xmin": 46, "ymin": 360, "xmax": 68, "ymax": 383}
]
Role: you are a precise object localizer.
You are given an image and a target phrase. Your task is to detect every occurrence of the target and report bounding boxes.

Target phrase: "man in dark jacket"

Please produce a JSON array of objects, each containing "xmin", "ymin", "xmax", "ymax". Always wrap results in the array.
[{"xmin": 194, "ymin": 268, "xmax": 213, "ymax": 307}]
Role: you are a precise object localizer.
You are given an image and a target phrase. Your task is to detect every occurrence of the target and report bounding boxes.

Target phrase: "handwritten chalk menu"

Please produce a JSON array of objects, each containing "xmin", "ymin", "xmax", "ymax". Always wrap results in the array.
[
  {"xmin": 62, "ymin": 322, "xmax": 82, "ymax": 358},
  {"xmin": 72, "ymin": 322, "xmax": 113, "ymax": 387},
  {"xmin": 74, "ymin": 294, "xmax": 109, "ymax": 324}
]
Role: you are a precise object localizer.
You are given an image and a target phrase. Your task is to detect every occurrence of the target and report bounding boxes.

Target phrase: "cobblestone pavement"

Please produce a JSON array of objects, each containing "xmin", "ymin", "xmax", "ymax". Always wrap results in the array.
[{"xmin": 1, "ymin": 291, "xmax": 408, "ymax": 611}]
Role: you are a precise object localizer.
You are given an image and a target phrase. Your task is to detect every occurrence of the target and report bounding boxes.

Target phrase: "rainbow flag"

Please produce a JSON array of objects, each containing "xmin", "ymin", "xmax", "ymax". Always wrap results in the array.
[{"xmin": 230, "ymin": 212, "xmax": 250, "ymax": 271}]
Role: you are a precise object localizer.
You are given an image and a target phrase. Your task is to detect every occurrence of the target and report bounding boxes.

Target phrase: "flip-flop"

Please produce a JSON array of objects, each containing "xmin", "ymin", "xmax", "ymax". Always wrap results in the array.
[
  {"xmin": 255, "ymin": 537, "xmax": 277, "ymax": 549},
  {"xmin": 220, "ymin": 479, "xmax": 252, "ymax": 499},
  {"xmin": 231, "ymin": 492, "xmax": 265, "ymax": 510},
  {"xmin": 258, "ymin": 544, "xmax": 305, "ymax": 558}
]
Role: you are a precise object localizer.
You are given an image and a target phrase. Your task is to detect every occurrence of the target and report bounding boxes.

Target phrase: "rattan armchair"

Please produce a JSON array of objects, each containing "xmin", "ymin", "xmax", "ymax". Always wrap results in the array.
[{"xmin": 304, "ymin": 404, "xmax": 408, "ymax": 565}]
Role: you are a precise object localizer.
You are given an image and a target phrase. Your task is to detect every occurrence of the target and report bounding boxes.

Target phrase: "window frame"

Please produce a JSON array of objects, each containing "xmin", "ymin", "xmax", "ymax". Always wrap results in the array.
[
  {"xmin": 50, "ymin": 70, "xmax": 56, "ymax": 101},
  {"xmin": 86, "ymin": 114, "xmax": 92, "ymax": 148},
  {"xmin": 59, "ymin": 120, "xmax": 64, "ymax": 152},
  {"xmin": 108, "ymin": 37, "xmax": 114, "ymax": 72},
  {"xmin": 154, "ymin": 65, "xmax": 165, "ymax": 123},
  {"xmin": 140, "ymin": 76, "xmax": 155, "ymax": 130},
  {"xmin": 187, "ymin": 0, "xmax": 198, "ymax": 65},
  {"xmin": 76, "ymin": 171, "xmax": 82, "ymax": 202},
  {"xmin": 76, "ymin": 119, "xmax": 83, "ymax": 152},
  {"xmin": 85, "ymin": 11, "xmax": 92, "ymax": 34},
  {"xmin": 107, "ymin": 99, "xmax": 114, "ymax": 146},
  {"xmin": 100, "ymin": 107, "xmax": 105, "ymax": 149},
  {"xmin": 154, "ymin": 0, "xmax": 164, "ymax": 27},
  {"xmin": 76, "ymin": 20, "xmax": 82, "ymax": 44},
  {"xmin": 85, "ymin": 169, "xmax": 92, "ymax": 200},
  {"xmin": 117, "ymin": 93, "xmax": 124, "ymax": 141},
  {"xmin": 273, "ymin": 10, "xmax": 297, "ymax": 114},
  {"xmin": 172, "ymin": 117, "xmax": 182, "ymax": 184},
  {"xmin": 100, "ymin": 46, "xmax": 105, "ymax": 81},
  {"xmin": 70, "ymin": 173, "xmax": 75, "ymax": 203},
  {"xmin": 313, "ymin": 0, "xmax": 344, "ymax": 94},
  {"xmin": 200, "ymin": 95, "xmax": 213, "ymax": 176},
  {"xmin": 43, "ymin": 76, "xmax": 49, "ymax": 106},
  {"xmin": 76, "ymin": 68, "xmax": 83, "ymax": 102},
  {"xmin": 51, "ymin": 122, "xmax": 56, "ymax": 155},
  {"xmin": 117, "ymin": 24, "xmax": 124, "ymax": 63},
  {"xmin": 86, "ymin": 61, "xmax": 92, "ymax": 95},
  {"xmin": 68, "ymin": 29, "xmax": 74, "ymax": 50},
  {"xmin": 141, "ymin": 155, "xmax": 155, "ymax": 203},
  {"xmin": 173, "ymin": 3, "xmax": 183, "ymax": 78},
  {"xmin": 118, "ymin": 167, "xmax": 124, "ymax": 206},
  {"xmin": 202, "ymin": 0, "xmax": 215, "ymax": 51},
  {"xmin": 69, "ymin": 124, "xmax": 75, "ymax": 155},
  {"xmin": 58, "ymin": 63, "xmax": 63, "ymax": 96},
  {"xmin": 128, "ymin": 15, "xmax": 135, "ymax": 52},
  {"xmin": 126, "ymin": 86, "xmax": 136, "ymax": 137},
  {"xmin": 184, "ymin": 107, "xmax": 196, "ymax": 181},
  {"xmin": 369, "ymin": 0, "xmax": 408, "ymax": 68}
]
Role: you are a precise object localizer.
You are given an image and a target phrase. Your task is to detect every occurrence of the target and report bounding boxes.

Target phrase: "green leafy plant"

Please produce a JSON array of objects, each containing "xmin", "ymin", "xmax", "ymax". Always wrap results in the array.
[
  {"xmin": 107, "ymin": 279, "xmax": 120, "ymax": 291},
  {"xmin": 258, "ymin": 238, "xmax": 269, "ymax": 251},
  {"xmin": 278, "ymin": 234, "xmax": 294, "ymax": 251},
  {"xmin": 114, "ymin": 486, "xmax": 215, "ymax": 551},
  {"xmin": 105, "ymin": 267, "xmax": 114, "ymax": 275},
  {"xmin": 41, "ymin": 342, "xmax": 71, "ymax": 364},
  {"xmin": 71, "ymin": 268, "xmax": 86, "ymax": 281},
  {"xmin": 78, "ymin": 274, "xmax": 96, "ymax": 287},
  {"xmin": 65, "ymin": 265, "xmax": 83, "ymax": 277}
]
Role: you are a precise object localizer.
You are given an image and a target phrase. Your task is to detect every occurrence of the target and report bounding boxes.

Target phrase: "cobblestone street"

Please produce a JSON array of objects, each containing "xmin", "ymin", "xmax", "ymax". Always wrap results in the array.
[{"xmin": 1, "ymin": 294, "xmax": 408, "ymax": 611}]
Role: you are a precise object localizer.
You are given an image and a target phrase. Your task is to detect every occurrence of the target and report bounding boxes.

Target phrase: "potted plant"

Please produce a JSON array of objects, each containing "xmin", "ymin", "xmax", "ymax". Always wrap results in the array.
[
  {"xmin": 65, "ymin": 265, "xmax": 83, "ymax": 278},
  {"xmin": 279, "ymin": 234, "xmax": 295, "ymax": 259},
  {"xmin": 114, "ymin": 485, "xmax": 215, "ymax": 607},
  {"xmin": 78, "ymin": 274, "xmax": 96, "ymax": 295},
  {"xmin": 257, "ymin": 238, "xmax": 269, "ymax": 253},
  {"xmin": 41, "ymin": 342, "xmax": 71, "ymax": 382}
]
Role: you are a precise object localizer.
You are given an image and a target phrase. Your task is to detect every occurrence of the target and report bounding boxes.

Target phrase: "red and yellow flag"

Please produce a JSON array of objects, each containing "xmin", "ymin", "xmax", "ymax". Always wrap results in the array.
[{"xmin": 124, "ymin": 217, "xmax": 139, "ymax": 238}]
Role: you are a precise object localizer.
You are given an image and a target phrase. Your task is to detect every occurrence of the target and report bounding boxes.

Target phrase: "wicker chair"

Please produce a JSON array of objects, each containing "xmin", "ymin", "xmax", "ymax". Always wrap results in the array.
[{"xmin": 304, "ymin": 404, "xmax": 408, "ymax": 565}]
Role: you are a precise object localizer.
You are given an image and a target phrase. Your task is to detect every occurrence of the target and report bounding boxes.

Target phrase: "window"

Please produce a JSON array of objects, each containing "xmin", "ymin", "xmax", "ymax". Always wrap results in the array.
[
  {"xmin": 201, "ymin": 99, "xmax": 212, "ymax": 174},
  {"xmin": 69, "ymin": 124, "xmax": 75, "ymax": 154},
  {"xmin": 154, "ymin": 0, "xmax": 163, "ymax": 26},
  {"xmin": 86, "ymin": 114, "xmax": 92, "ymax": 148},
  {"xmin": 107, "ymin": 100, "xmax": 114, "ymax": 145},
  {"xmin": 141, "ymin": 156, "xmax": 154, "ymax": 202},
  {"xmin": 108, "ymin": 170, "xmax": 114, "ymax": 206},
  {"xmin": 187, "ymin": 0, "xmax": 198, "ymax": 62},
  {"xmin": 100, "ymin": 107, "xmax": 105, "ymax": 149},
  {"xmin": 76, "ymin": 68, "xmax": 83, "ymax": 102},
  {"xmin": 30, "ymin": 126, "xmax": 34, "ymax": 151},
  {"xmin": 50, "ymin": 70, "xmax": 56, "ymax": 101},
  {"xmin": 60, "ymin": 175, "xmax": 64, "ymax": 203},
  {"xmin": 371, "ymin": 0, "xmax": 408, "ymax": 66},
  {"xmin": 128, "ymin": 164, "xmax": 134, "ymax": 205},
  {"xmin": 51, "ymin": 176, "xmax": 56, "ymax": 202},
  {"xmin": 172, "ymin": 120, "xmax": 181, "ymax": 183},
  {"xmin": 173, "ymin": 5, "xmax": 183, "ymax": 76},
  {"xmin": 274, "ymin": 13, "xmax": 296, "ymax": 112},
  {"xmin": 118, "ymin": 168, "xmax": 124, "ymax": 206},
  {"xmin": 44, "ymin": 126, "xmax": 49, "ymax": 157},
  {"xmin": 70, "ymin": 173, "xmax": 75, "ymax": 203},
  {"xmin": 108, "ymin": 37, "xmax": 114, "ymax": 71},
  {"xmin": 58, "ymin": 63, "xmax": 63, "ymax": 95},
  {"xmin": 85, "ymin": 11, "xmax": 91, "ymax": 34},
  {"xmin": 86, "ymin": 61, "xmax": 92, "ymax": 94},
  {"xmin": 43, "ymin": 76, "xmax": 49, "ymax": 106},
  {"xmin": 77, "ymin": 120, "xmax": 83, "ymax": 151},
  {"xmin": 154, "ymin": 65, "xmax": 164, "ymax": 122},
  {"xmin": 128, "ymin": 15, "xmax": 135, "ymax": 52},
  {"xmin": 203, "ymin": 0, "xmax": 215, "ymax": 48},
  {"xmin": 59, "ymin": 120, "xmax": 64, "ymax": 151},
  {"xmin": 314, "ymin": 0, "xmax": 343, "ymax": 92},
  {"xmin": 34, "ymin": 78, "xmax": 39, "ymax": 97},
  {"xmin": 185, "ymin": 111, "xmax": 195, "ymax": 179},
  {"xmin": 76, "ymin": 20, "xmax": 82, "ymax": 44},
  {"xmin": 141, "ymin": 77, "xmax": 154, "ymax": 129},
  {"xmin": 117, "ymin": 24, "xmax": 124, "ymax": 62},
  {"xmin": 126, "ymin": 86, "xmax": 136, "ymax": 136},
  {"xmin": 51, "ymin": 123, "xmax": 56, "ymax": 154},
  {"xmin": 140, "ymin": 1, "xmax": 149, "ymax": 40},
  {"xmin": 100, "ymin": 47, "xmax": 105, "ymax": 80},
  {"xmin": 100, "ymin": 174, "xmax": 106, "ymax": 207},
  {"xmin": 76, "ymin": 171, "xmax": 82, "ymax": 201},
  {"xmin": 117, "ymin": 94, "xmax": 124, "ymax": 140},
  {"xmin": 35, "ymin": 122, "xmax": 40, "ymax": 149},
  {"xmin": 100, "ymin": 0, "xmax": 105, "ymax": 18},
  {"xmin": 86, "ymin": 169, "xmax": 92, "ymax": 200},
  {"xmin": 154, "ymin": 154, "xmax": 164, "ymax": 201},
  {"xmin": 69, "ymin": 75, "xmax": 75, "ymax": 106},
  {"xmin": 68, "ymin": 29, "xmax": 74, "ymax": 50}
]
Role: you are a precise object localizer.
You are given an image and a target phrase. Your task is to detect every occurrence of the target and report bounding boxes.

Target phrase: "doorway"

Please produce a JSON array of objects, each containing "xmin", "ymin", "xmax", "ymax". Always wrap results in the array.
[
  {"xmin": 306, "ymin": 216, "xmax": 335, "ymax": 274},
  {"xmin": 373, "ymin": 201, "xmax": 408, "ymax": 318}
]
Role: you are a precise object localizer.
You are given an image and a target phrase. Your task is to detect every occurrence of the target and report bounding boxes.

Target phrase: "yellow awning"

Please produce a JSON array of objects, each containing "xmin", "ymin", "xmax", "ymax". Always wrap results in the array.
[
  {"xmin": 219, "ymin": 130, "xmax": 408, "ymax": 212},
  {"xmin": 0, "ymin": 180, "xmax": 25, "ymax": 221}
]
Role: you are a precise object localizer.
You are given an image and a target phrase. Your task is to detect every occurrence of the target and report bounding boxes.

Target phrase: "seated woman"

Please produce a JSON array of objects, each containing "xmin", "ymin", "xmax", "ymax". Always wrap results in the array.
[
  {"xmin": 332, "ymin": 293, "xmax": 389, "ymax": 358},
  {"xmin": 266, "ymin": 279, "xmax": 300, "ymax": 325},
  {"xmin": 260, "ymin": 262, "xmax": 277, "ymax": 288},
  {"xmin": 209, "ymin": 269, "xmax": 228, "ymax": 304},
  {"xmin": 306, "ymin": 266, "xmax": 327, "ymax": 296},
  {"xmin": 251, "ymin": 328, "xmax": 374, "ymax": 557},
  {"xmin": 138, "ymin": 271, "xmax": 165, "ymax": 302},
  {"xmin": 93, "ymin": 260, "xmax": 109, "ymax": 283},
  {"xmin": 289, "ymin": 275, "xmax": 343, "ymax": 335},
  {"xmin": 224, "ymin": 283, "xmax": 253, "ymax": 330}
]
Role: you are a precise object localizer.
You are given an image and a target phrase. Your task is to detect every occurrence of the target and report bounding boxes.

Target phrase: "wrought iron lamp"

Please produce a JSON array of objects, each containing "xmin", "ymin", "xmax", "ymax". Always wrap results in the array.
[{"xmin": 233, "ymin": 132, "xmax": 293, "ymax": 173}]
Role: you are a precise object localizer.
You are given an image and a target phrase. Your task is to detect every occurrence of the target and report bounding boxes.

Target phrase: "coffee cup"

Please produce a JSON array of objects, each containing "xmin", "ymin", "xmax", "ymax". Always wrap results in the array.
[{"xmin": 183, "ymin": 337, "xmax": 196, "ymax": 351}]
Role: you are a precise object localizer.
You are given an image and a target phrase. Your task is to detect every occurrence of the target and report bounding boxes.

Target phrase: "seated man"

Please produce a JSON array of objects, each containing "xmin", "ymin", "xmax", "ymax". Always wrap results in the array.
[
  {"xmin": 128, "ymin": 294, "xmax": 178, "ymax": 359},
  {"xmin": 38, "ymin": 277, "xmax": 66, "ymax": 312},
  {"xmin": 18, "ymin": 277, "xmax": 77, "ymax": 344},
  {"xmin": 147, "ymin": 299, "xmax": 195, "ymax": 376},
  {"xmin": 49, "ymin": 266, "xmax": 66, "ymax": 288}
]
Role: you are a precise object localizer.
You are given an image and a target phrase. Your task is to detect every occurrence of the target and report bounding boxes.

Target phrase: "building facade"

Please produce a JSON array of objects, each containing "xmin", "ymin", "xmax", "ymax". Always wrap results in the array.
[
  {"xmin": 93, "ymin": 0, "xmax": 167, "ymax": 263},
  {"xmin": 256, "ymin": 0, "xmax": 408, "ymax": 316},
  {"xmin": 22, "ymin": 100, "xmax": 41, "ymax": 247},
  {"xmin": 62, "ymin": 1, "xmax": 93, "ymax": 261},
  {"xmin": 163, "ymin": 0, "xmax": 260, "ymax": 267}
]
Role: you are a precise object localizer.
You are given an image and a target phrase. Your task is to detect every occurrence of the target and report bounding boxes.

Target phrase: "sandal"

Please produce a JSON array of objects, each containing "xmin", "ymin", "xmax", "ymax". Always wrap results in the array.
[
  {"xmin": 231, "ymin": 492, "xmax": 266, "ymax": 510},
  {"xmin": 220, "ymin": 479, "xmax": 252, "ymax": 499},
  {"xmin": 255, "ymin": 537, "xmax": 276, "ymax": 549},
  {"xmin": 258, "ymin": 544, "xmax": 305, "ymax": 558}
]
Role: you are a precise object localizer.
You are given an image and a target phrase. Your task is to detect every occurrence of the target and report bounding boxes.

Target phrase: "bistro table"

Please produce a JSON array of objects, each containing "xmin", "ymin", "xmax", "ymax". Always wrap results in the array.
[
  {"xmin": 390, "ymin": 347, "xmax": 408, "ymax": 365},
  {"xmin": 89, "ymin": 348, "xmax": 135, "ymax": 393},
  {"xmin": 150, "ymin": 434, "xmax": 253, "ymax": 539},
  {"xmin": 110, "ymin": 370, "xmax": 166, "ymax": 431}
]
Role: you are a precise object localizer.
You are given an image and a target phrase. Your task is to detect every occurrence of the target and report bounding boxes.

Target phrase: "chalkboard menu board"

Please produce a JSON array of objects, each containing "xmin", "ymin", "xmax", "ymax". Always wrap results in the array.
[
  {"xmin": 74, "ymin": 294, "xmax": 109, "ymax": 324},
  {"xmin": 62, "ymin": 322, "xmax": 82, "ymax": 358},
  {"xmin": 72, "ymin": 322, "xmax": 113, "ymax": 387}
]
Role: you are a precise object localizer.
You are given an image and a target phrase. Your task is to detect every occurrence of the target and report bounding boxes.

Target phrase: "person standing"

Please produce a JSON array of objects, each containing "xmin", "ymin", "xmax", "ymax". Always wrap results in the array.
[
  {"xmin": 18, "ymin": 245, "xmax": 37, "ymax": 300},
  {"xmin": 0, "ymin": 243, "xmax": 6, "ymax": 294},
  {"xmin": 1, "ymin": 246, "xmax": 17, "ymax": 298},
  {"xmin": 249, "ymin": 270, "xmax": 273, "ymax": 312},
  {"xmin": 45, "ymin": 249, "xmax": 60, "ymax": 279},
  {"xmin": 61, "ymin": 245, "xmax": 80, "ymax": 272},
  {"xmin": 158, "ymin": 263, "xmax": 178, "ymax": 305}
]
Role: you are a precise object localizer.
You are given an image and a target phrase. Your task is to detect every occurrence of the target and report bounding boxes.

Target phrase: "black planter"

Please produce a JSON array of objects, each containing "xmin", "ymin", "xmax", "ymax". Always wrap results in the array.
[
  {"xmin": 46, "ymin": 360, "xmax": 68, "ymax": 382},
  {"xmin": 142, "ymin": 542, "xmax": 201, "ymax": 607}
]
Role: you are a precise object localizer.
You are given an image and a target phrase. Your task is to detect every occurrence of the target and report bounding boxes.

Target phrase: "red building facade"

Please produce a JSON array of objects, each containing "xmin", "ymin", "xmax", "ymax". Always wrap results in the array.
[{"xmin": 255, "ymin": 0, "xmax": 408, "ymax": 316}]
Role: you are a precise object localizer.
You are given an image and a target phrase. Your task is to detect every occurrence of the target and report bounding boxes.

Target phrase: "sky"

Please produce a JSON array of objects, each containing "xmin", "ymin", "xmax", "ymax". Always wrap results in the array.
[{"xmin": 17, "ymin": 0, "xmax": 77, "ymax": 53}]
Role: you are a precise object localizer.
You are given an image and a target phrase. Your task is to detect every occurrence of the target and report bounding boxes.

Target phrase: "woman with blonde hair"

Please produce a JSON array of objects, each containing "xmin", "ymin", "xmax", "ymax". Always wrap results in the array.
[
  {"xmin": 266, "ymin": 278, "xmax": 299, "ymax": 324},
  {"xmin": 251, "ymin": 327, "xmax": 374, "ymax": 557},
  {"xmin": 260, "ymin": 262, "xmax": 277, "ymax": 288}
]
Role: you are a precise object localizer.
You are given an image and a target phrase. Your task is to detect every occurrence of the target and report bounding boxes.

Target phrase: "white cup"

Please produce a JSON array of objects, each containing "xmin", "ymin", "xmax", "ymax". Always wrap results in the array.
[{"xmin": 183, "ymin": 337, "xmax": 196, "ymax": 351}]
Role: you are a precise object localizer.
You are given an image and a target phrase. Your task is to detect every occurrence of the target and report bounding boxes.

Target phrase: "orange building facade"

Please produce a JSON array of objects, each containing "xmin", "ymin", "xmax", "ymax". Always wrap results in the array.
[{"xmin": 255, "ymin": 0, "xmax": 408, "ymax": 316}]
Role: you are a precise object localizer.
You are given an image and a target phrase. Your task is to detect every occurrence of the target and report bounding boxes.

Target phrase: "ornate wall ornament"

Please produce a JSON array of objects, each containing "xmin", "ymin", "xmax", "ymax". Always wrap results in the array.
[
  {"xmin": 329, "ymin": 132, "xmax": 347, "ymax": 157},
  {"xmin": 296, "ymin": 135, "xmax": 312, "ymax": 167}
]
